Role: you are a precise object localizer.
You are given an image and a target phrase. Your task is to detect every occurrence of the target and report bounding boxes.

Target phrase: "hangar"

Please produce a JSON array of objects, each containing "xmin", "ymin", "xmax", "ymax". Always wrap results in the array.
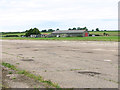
[{"xmin": 51, "ymin": 30, "xmax": 89, "ymax": 37}]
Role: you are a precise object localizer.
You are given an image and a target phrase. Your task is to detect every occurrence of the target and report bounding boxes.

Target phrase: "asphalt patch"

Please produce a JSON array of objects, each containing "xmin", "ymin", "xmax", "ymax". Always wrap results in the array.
[
  {"xmin": 83, "ymin": 52, "xmax": 93, "ymax": 53},
  {"xmin": 33, "ymin": 49, "xmax": 39, "ymax": 51},
  {"xmin": 78, "ymin": 71, "xmax": 101, "ymax": 76},
  {"xmin": 24, "ymin": 47, "xmax": 30, "ymax": 48},
  {"xmin": 18, "ymin": 54, "xmax": 23, "ymax": 55},
  {"xmin": 21, "ymin": 59, "xmax": 34, "ymax": 61}
]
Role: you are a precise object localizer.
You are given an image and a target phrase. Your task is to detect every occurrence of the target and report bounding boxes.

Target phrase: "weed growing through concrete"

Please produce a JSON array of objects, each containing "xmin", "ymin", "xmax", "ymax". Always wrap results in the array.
[
  {"xmin": 16, "ymin": 63, "xmax": 19, "ymax": 65},
  {"xmin": 2, "ymin": 62, "xmax": 60, "ymax": 88},
  {"xmin": 12, "ymin": 77, "xmax": 16, "ymax": 80},
  {"xmin": 8, "ymin": 71, "xmax": 13, "ymax": 74},
  {"xmin": 2, "ymin": 62, "xmax": 18, "ymax": 71},
  {"xmin": 0, "ymin": 84, "xmax": 8, "ymax": 88},
  {"xmin": 17, "ymin": 70, "xmax": 26, "ymax": 74},
  {"xmin": 103, "ymin": 78, "xmax": 119, "ymax": 84}
]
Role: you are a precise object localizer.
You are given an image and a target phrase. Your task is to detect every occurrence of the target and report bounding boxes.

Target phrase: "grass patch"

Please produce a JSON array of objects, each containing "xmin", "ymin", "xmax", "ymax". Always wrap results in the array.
[
  {"xmin": 2, "ymin": 62, "xmax": 60, "ymax": 88},
  {"xmin": 103, "ymin": 78, "xmax": 119, "ymax": 84},
  {"xmin": 0, "ymin": 84, "xmax": 8, "ymax": 88},
  {"xmin": 2, "ymin": 52, "xmax": 14, "ymax": 56},
  {"xmin": 17, "ymin": 70, "xmax": 27, "ymax": 74},
  {"xmin": 17, "ymin": 55, "xmax": 24, "ymax": 59},
  {"xmin": 1, "ymin": 36, "xmax": 119, "ymax": 41},
  {"xmin": 1, "ymin": 32, "xmax": 51, "ymax": 37},
  {"xmin": 89, "ymin": 31, "xmax": 119, "ymax": 36},
  {"xmin": 8, "ymin": 71, "xmax": 13, "ymax": 74},
  {"xmin": 2, "ymin": 62, "xmax": 18, "ymax": 71},
  {"xmin": 16, "ymin": 63, "xmax": 19, "ymax": 65},
  {"xmin": 12, "ymin": 77, "xmax": 16, "ymax": 80},
  {"xmin": 1, "ymin": 33, "xmax": 25, "ymax": 37}
]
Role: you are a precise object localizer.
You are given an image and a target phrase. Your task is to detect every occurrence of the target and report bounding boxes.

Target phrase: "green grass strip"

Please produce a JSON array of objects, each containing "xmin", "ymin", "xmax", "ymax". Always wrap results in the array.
[
  {"xmin": 2, "ymin": 62, "xmax": 60, "ymax": 88},
  {"xmin": 1, "ymin": 36, "xmax": 119, "ymax": 42},
  {"xmin": 2, "ymin": 62, "xmax": 18, "ymax": 71}
]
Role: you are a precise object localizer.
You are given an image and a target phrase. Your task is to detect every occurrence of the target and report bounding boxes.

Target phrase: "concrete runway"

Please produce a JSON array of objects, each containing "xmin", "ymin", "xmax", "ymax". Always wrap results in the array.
[{"xmin": 1, "ymin": 40, "xmax": 118, "ymax": 88}]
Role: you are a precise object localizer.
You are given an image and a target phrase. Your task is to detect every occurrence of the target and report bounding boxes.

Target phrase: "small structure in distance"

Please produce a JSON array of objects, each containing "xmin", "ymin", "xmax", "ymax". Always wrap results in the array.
[{"xmin": 51, "ymin": 30, "xmax": 89, "ymax": 37}]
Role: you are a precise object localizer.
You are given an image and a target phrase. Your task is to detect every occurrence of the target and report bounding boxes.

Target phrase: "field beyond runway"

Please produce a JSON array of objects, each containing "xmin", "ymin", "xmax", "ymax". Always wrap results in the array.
[
  {"xmin": 1, "ymin": 36, "xmax": 119, "ymax": 41},
  {"xmin": 1, "ymin": 40, "xmax": 118, "ymax": 88}
]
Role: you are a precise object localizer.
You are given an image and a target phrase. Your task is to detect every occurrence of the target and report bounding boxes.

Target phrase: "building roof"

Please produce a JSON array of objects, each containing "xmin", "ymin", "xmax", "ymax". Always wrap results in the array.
[
  {"xmin": 52, "ymin": 30, "xmax": 87, "ymax": 34},
  {"xmin": 42, "ymin": 34, "xmax": 49, "ymax": 35}
]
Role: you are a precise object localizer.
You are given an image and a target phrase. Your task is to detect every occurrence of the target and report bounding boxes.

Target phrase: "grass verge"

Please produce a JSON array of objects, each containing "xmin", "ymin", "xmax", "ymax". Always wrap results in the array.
[
  {"xmin": 1, "ymin": 36, "xmax": 119, "ymax": 41},
  {"xmin": 2, "ymin": 62, "xmax": 60, "ymax": 88}
]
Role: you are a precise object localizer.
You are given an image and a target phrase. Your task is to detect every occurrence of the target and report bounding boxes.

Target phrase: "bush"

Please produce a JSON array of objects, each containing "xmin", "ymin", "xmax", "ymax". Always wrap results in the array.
[
  {"xmin": 94, "ymin": 34, "xmax": 100, "ymax": 36},
  {"xmin": 89, "ymin": 34, "xmax": 101, "ymax": 36},
  {"xmin": 89, "ymin": 34, "xmax": 92, "ymax": 36}
]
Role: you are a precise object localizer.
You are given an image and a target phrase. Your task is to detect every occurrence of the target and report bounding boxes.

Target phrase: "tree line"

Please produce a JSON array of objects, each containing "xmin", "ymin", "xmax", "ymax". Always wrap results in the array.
[
  {"xmin": 68, "ymin": 27, "xmax": 88, "ymax": 30},
  {"xmin": 41, "ymin": 27, "xmax": 88, "ymax": 32},
  {"xmin": 25, "ymin": 27, "xmax": 105, "ymax": 37},
  {"xmin": 25, "ymin": 27, "xmax": 89, "ymax": 37}
]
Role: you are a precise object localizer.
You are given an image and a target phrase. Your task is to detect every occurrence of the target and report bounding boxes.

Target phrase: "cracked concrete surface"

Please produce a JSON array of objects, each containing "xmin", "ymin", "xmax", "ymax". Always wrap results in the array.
[{"xmin": 1, "ymin": 40, "xmax": 118, "ymax": 88}]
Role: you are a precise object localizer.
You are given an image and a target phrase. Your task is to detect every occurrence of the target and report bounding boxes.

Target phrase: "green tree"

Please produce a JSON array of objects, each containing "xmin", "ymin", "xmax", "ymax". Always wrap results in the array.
[
  {"xmin": 72, "ymin": 27, "xmax": 76, "ymax": 30},
  {"xmin": 96, "ymin": 28, "xmax": 99, "ymax": 31},
  {"xmin": 77, "ymin": 27, "xmax": 81, "ymax": 30},
  {"xmin": 48, "ymin": 29, "xmax": 55, "ymax": 32},
  {"xmin": 25, "ymin": 28, "xmax": 41, "ymax": 37},
  {"xmin": 25, "ymin": 30, "xmax": 29, "ymax": 32},
  {"xmin": 68, "ymin": 28, "xmax": 72, "ymax": 30},
  {"xmin": 41, "ymin": 30, "xmax": 47, "ymax": 32},
  {"xmin": 83, "ymin": 27, "xmax": 88, "ymax": 31},
  {"xmin": 56, "ymin": 28, "xmax": 59, "ymax": 31}
]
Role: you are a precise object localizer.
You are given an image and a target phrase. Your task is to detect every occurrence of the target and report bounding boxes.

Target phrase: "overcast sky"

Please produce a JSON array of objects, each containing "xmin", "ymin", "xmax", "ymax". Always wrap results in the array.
[{"xmin": 0, "ymin": 0, "xmax": 119, "ymax": 32}]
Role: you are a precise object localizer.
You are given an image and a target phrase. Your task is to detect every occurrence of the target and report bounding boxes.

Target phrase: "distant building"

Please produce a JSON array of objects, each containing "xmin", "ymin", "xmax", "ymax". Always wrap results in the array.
[
  {"xmin": 41, "ymin": 34, "xmax": 49, "ymax": 37},
  {"xmin": 51, "ymin": 30, "xmax": 89, "ymax": 37},
  {"xmin": 30, "ymin": 34, "xmax": 41, "ymax": 38}
]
